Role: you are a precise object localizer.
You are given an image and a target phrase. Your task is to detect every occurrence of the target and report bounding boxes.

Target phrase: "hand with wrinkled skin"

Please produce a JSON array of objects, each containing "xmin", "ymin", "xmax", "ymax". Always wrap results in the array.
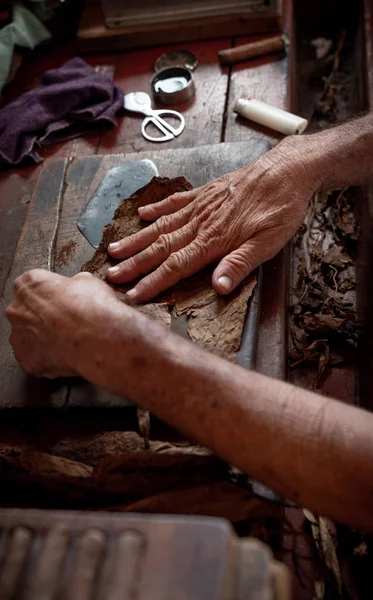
[
  {"xmin": 106, "ymin": 136, "xmax": 315, "ymax": 303},
  {"xmin": 5, "ymin": 269, "xmax": 118, "ymax": 379}
]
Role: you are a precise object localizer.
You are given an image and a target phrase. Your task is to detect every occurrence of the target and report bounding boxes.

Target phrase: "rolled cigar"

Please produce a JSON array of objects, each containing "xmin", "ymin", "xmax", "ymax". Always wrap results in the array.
[
  {"xmin": 218, "ymin": 35, "xmax": 285, "ymax": 66},
  {"xmin": 234, "ymin": 98, "xmax": 308, "ymax": 135}
]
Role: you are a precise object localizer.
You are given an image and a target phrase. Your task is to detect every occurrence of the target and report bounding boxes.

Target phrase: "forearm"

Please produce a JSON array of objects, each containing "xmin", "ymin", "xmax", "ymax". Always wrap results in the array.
[
  {"xmin": 282, "ymin": 112, "xmax": 373, "ymax": 191},
  {"xmin": 76, "ymin": 299, "xmax": 373, "ymax": 531}
]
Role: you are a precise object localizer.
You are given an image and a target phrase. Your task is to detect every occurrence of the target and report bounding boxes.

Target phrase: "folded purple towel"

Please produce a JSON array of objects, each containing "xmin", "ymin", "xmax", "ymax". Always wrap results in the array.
[{"xmin": 0, "ymin": 57, "xmax": 124, "ymax": 166}]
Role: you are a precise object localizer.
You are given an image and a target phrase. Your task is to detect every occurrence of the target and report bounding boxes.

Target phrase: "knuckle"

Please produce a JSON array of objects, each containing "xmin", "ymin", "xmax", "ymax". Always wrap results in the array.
[
  {"xmin": 156, "ymin": 214, "xmax": 174, "ymax": 234},
  {"xmin": 153, "ymin": 233, "xmax": 171, "ymax": 255},
  {"xmin": 163, "ymin": 252, "xmax": 183, "ymax": 275},
  {"xmin": 13, "ymin": 273, "xmax": 26, "ymax": 292},
  {"xmin": 123, "ymin": 255, "xmax": 138, "ymax": 272},
  {"xmin": 168, "ymin": 192, "xmax": 183, "ymax": 206},
  {"xmin": 228, "ymin": 249, "xmax": 254, "ymax": 273}
]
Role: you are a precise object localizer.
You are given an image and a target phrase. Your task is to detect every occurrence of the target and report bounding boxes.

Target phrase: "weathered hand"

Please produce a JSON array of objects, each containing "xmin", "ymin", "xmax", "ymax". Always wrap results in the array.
[
  {"xmin": 106, "ymin": 138, "xmax": 315, "ymax": 303},
  {"xmin": 6, "ymin": 269, "xmax": 117, "ymax": 378}
]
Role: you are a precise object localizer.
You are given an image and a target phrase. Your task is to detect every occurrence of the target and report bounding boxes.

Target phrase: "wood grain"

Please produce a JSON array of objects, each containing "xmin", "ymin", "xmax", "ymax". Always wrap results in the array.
[
  {"xmin": 0, "ymin": 160, "xmax": 68, "ymax": 408},
  {"xmin": 0, "ymin": 167, "xmax": 40, "ymax": 297},
  {"xmin": 78, "ymin": 3, "xmax": 281, "ymax": 52}
]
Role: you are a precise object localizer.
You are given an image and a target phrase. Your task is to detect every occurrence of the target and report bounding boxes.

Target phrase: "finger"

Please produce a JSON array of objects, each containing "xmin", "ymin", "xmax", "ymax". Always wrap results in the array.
[
  {"xmin": 108, "ymin": 206, "xmax": 193, "ymax": 260},
  {"xmin": 212, "ymin": 239, "xmax": 268, "ymax": 295},
  {"xmin": 126, "ymin": 241, "xmax": 212, "ymax": 303},
  {"xmin": 106, "ymin": 225, "xmax": 195, "ymax": 285},
  {"xmin": 138, "ymin": 189, "xmax": 198, "ymax": 221}
]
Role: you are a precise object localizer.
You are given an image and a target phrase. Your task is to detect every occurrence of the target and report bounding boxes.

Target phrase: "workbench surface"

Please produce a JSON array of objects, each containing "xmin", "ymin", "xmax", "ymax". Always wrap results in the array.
[
  {"xmin": 0, "ymin": 2, "xmax": 339, "ymax": 597},
  {"xmin": 0, "ymin": 17, "xmax": 291, "ymax": 405}
]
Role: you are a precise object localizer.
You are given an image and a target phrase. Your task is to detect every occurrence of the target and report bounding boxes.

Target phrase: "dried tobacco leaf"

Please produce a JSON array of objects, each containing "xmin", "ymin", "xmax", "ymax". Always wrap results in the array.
[
  {"xmin": 51, "ymin": 432, "xmax": 210, "ymax": 467},
  {"xmin": 290, "ymin": 188, "xmax": 359, "ymax": 371},
  {"xmin": 171, "ymin": 267, "xmax": 257, "ymax": 362},
  {"xmin": 93, "ymin": 452, "xmax": 228, "ymax": 498},
  {"xmin": 304, "ymin": 510, "xmax": 342, "ymax": 596},
  {"xmin": 119, "ymin": 482, "xmax": 283, "ymax": 522},
  {"xmin": 0, "ymin": 445, "xmax": 93, "ymax": 478}
]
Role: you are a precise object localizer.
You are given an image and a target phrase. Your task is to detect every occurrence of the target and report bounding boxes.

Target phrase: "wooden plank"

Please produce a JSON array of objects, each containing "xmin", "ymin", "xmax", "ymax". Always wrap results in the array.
[
  {"xmin": 98, "ymin": 38, "xmax": 231, "ymax": 155},
  {"xmin": 0, "ymin": 166, "xmax": 40, "ymax": 297},
  {"xmin": 0, "ymin": 159, "xmax": 68, "ymax": 408},
  {"xmin": 78, "ymin": 4, "xmax": 281, "ymax": 53}
]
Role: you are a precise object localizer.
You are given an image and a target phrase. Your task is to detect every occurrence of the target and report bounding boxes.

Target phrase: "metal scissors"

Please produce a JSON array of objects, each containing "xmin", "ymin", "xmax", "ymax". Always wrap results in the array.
[{"xmin": 124, "ymin": 92, "xmax": 185, "ymax": 143}]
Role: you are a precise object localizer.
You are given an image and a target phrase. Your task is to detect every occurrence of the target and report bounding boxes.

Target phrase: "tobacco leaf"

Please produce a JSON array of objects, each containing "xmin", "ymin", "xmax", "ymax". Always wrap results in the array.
[
  {"xmin": 0, "ymin": 444, "xmax": 93, "ymax": 478},
  {"xmin": 172, "ymin": 270, "xmax": 256, "ymax": 362},
  {"xmin": 116, "ymin": 482, "xmax": 283, "ymax": 522},
  {"xmin": 290, "ymin": 188, "xmax": 359, "ymax": 370},
  {"xmin": 304, "ymin": 510, "xmax": 342, "ymax": 596},
  {"xmin": 0, "ymin": 441, "xmax": 225, "ymax": 508},
  {"xmin": 303, "ymin": 312, "xmax": 350, "ymax": 335},
  {"xmin": 51, "ymin": 431, "xmax": 211, "ymax": 467},
  {"xmin": 92, "ymin": 452, "xmax": 228, "ymax": 499}
]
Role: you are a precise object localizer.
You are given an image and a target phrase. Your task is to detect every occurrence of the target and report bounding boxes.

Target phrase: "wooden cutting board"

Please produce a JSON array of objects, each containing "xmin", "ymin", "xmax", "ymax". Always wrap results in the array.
[{"xmin": 0, "ymin": 139, "xmax": 270, "ymax": 409}]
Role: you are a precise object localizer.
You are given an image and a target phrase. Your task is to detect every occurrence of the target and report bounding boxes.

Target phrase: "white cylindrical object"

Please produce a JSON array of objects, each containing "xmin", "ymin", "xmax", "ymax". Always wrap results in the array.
[{"xmin": 234, "ymin": 98, "xmax": 308, "ymax": 135}]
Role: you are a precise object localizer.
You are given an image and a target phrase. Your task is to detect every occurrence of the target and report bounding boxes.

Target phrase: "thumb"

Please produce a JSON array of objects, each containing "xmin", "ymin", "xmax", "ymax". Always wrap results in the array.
[{"xmin": 212, "ymin": 240, "xmax": 265, "ymax": 295}]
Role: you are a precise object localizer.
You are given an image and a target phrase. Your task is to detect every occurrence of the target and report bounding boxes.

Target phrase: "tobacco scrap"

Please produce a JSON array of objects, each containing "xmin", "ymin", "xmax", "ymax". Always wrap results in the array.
[
  {"xmin": 83, "ymin": 176, "xmax": 256, "ymax": 363},
  {"xmin": 171, "ymin": 267, "xmax": 256, "ymax": 361}
]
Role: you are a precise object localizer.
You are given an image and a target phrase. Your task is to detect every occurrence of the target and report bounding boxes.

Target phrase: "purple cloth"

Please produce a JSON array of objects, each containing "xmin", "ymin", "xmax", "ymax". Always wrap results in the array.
[{"xmin": 0, "ymin": 58, "xmax": 124, "ymax": 166}]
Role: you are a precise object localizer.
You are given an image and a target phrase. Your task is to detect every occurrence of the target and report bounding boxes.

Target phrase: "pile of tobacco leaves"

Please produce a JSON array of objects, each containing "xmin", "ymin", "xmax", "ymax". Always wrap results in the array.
[
  {"xmin": 289, "ymin": 27, "xmax": 360, "ymax": 390},
  {"xmin": 289, "ymin": 188, "xmax": 359, "ymax": 389}
]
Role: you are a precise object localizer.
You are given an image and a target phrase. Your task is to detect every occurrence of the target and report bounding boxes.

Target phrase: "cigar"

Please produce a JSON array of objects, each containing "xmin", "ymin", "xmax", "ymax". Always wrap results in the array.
[{"xmin": 218, "ymin": 35, "xmax": 286, "ymax": 66}]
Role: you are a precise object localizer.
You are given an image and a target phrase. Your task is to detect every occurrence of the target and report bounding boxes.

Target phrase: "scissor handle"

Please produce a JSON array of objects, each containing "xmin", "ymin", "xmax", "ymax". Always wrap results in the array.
[{"xmin": 142, "ymin": 110, "xmax": 185, "ymax": 142}]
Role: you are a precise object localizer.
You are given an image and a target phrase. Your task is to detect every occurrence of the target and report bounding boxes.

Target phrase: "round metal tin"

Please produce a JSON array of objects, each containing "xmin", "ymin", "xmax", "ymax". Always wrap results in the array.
[
  {"xmin": 154, "ymin": 50, "xmax": 199, "ymax": 73},
  {"xmin": 151, "ymin": 66, "xmax": 195, "ymax": 106}
]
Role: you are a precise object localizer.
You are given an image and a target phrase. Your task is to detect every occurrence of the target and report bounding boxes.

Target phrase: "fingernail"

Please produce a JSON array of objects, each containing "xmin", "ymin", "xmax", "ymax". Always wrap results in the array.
[
  {"xmin": 108, "ymin": 265, "xmax": 120, "ymax": 275},
  {"xmin": 109, "ymin": 242, "xmax": 120, "ymax": 251},
  {"xmin": 217, "ymin": 275, "xmax": 232, "ymax": 292},
  {"xmin": 126, "ymin": 288, "xmax": 137, "ymax": 300},
  {"xmin": 138, "ymin": 207, "xmax": 145, "ymax": 215}
]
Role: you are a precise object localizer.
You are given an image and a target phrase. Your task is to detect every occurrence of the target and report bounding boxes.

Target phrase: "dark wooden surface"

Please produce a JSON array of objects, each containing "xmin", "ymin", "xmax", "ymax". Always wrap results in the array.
[{"xmin": 78, "ymin": 0, "xmax": 281, "ymax": 53}]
